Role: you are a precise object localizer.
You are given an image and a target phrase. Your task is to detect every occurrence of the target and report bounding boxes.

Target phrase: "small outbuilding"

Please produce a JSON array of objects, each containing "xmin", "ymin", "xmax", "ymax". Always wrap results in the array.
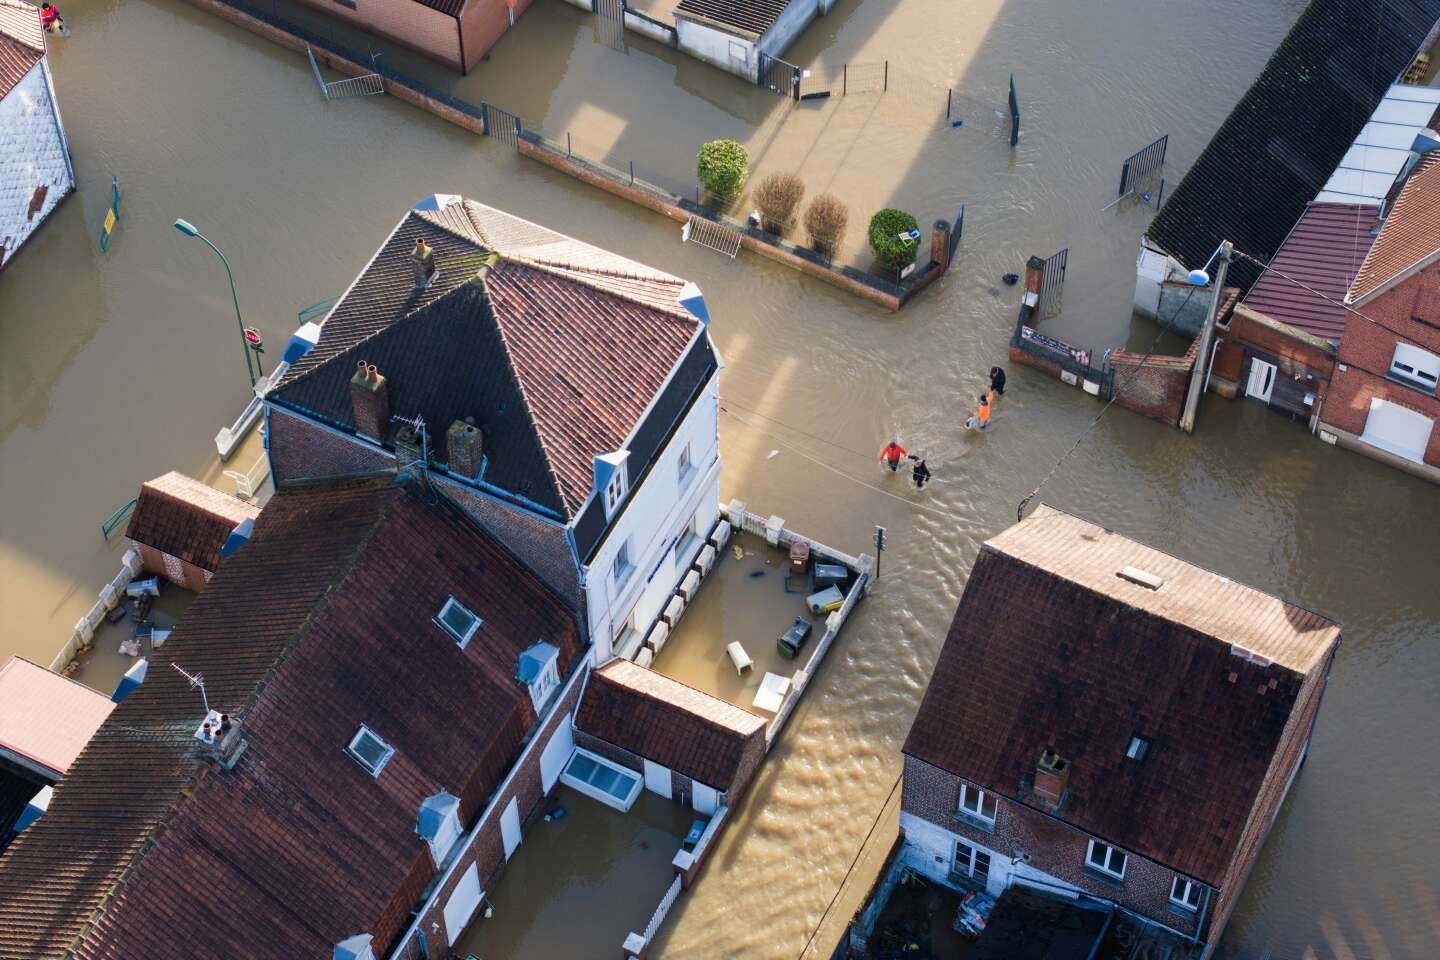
[
  {"xmin": 673, "ymin": 0, "xmax": 833, "ymax": 82},
  {"xmin": 124, "ymin": 472, "xmax": 261, "ymax": 592}
]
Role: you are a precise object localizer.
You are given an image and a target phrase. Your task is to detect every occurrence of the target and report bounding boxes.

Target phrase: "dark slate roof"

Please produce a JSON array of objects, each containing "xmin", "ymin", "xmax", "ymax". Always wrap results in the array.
[
  {"xmin": 0, "ymin": 478, "xmax": 582, "ymax": 960},
  {"xmin": 576, "ymin": 660, "xmax": 765, "ymax": 791},
  {"xmin": 903, "ymin": 506, "xmax": 1340, "ymax": 887},
  {"xmin": 674, "ymin": 0, "xmax": 790, "ymax": 36},
  {"xmin": 124, "ymin": 471, "xmax": 261, "ymax": 572},
  {"xmin": 1146, "ymin": 0, "xmax": 1440, "ymax": 292},
  {"xmin": 273, "ymin": 198, "xmax": 710, "ymax": 520},
  {"xmin": 1242, "ymin": 201, "xmax": 1379, "ymax": 342}
]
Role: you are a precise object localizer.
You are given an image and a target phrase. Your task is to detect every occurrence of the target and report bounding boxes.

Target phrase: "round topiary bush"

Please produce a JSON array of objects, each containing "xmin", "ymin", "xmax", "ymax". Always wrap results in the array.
[
  {"xmin": 697, "ymin": 139, "xmax": 749, "ymax": 200},
  {"xmin": 867, "ymin": 208, "xmax": 921, "ymax": 269},
  {"xmin": 804, "ymin": 193, "xmax": 850, "ymax": 254},
  {"xmin": 753, "ymin": 172, "xmax": 805, "ymax": 233}
]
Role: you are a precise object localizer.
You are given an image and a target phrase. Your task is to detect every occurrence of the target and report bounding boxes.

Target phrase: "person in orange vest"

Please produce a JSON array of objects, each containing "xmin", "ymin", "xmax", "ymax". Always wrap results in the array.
[
  {"xmin": 968, "ymin": 394, "xmax": 991, "ymax": 431},
  {"xmin": 879, "ymin": 440, "xmax": 908, "ymax": 471}
]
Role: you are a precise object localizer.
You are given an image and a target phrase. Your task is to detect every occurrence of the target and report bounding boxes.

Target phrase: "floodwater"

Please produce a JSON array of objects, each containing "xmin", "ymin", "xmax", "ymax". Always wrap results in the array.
[{"xmin": 1, "ymin": 0, "xmax": 1437, "ymax": 957}]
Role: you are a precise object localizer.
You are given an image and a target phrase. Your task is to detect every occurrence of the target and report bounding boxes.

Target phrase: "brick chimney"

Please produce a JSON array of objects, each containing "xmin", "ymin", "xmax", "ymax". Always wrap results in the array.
[
  {"xmin": 447, "ymin": 419, "xmax": 484, "ymax": 479},
  {"xmin": 350, "ymin": 361, "xmax": 389, "ymax": 442},
  {"xmin": 1032, "ymin": 748, "xmax": 1070, "ymax": 810}
]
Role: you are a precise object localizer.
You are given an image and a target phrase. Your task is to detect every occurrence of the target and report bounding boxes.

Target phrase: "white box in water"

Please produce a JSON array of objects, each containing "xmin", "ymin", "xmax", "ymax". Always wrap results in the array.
[
  {"xmin": 765, "ymin": 515, "xmax": 785, "ymax": 546},
  {"xmin": 696, "ymin": 544, "xmax": 716, "ymax": 576},
  {"xmin": 663, "ymin": 595, "xmax": 685, "ymax": 627},
  {"xmin": 679, "ymin": 570, "xmax": 700, "ymax": 602},
  {"xmin": 726, "ymin": 642, "xmax": 753, "ymax": 675},
  {"xmin": 645, "ymin": 621, "xmax": 669, "ymax": 655},
  {"xmin": 710, "ymin": 520, "xmax": 732, "ymax": 550}
]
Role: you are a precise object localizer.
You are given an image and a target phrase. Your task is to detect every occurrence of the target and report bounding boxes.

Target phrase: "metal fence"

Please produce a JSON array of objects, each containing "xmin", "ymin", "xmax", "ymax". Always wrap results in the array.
[
  {"xmin": 1118, "ymin": 134, "xmax": 1168, "ymax": 197},
  {"xmin": 1036, "ymin": 246, "xmax": 1067, "ymax": 320},
  {"xmin": 483, "ymin": 102, "xmax": 523, "ymax": 146},
  {"xmin": 758, "ymin": 52, "xmax": 800, "ymax": 100},
  {"xmin": 595, "ymin": 0, "xmax": 625, "ymax": 51}
]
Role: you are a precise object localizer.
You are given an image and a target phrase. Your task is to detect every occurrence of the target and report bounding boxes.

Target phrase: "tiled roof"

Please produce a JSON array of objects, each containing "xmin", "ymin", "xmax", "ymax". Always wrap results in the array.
[
  {"xmin": 577, "ymin": 660, "xmax": 765, "ymax": 790},
  {"xmin": 0, "ymin": 657, "xmax": 115, "ymax": 778},
  {"xmin": 1243, "ymin": 202, "xmax": 1379, "ymax": 342},
  {"xmin": 1146, "ymin": 0, "xmax": 1440, "ymax": 292},
  {"xmin": 673, "ymin": 0, "xmax": 790, "ymax": 36},
  {"xmin": 1348, "ymin": 152, "xmax": 1440, "ymax": 304},
  {"xmin": 274, "ymin": 198, "xmax": 704, "ymax": 518},
  {"xmin": 0, "ymin": 479, "xmax": 582, "ymax": 959},
  {"xmin": 123, "ymin": 471, "xmax": 261, "ymax": 572},
  {"xmin": 903, "ymin": 506, "xmax": 1341, "ymax": 886},
  {"xmin": 0, "ymin": 0, "xmax": 44, "ymax": 100}
]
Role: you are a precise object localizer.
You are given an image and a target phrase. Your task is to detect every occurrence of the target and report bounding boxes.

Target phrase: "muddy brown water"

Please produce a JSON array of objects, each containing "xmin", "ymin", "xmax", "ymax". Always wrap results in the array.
[{"xmin": 2, "ymin": 0, "xmax": 1437, "ymax": 956}]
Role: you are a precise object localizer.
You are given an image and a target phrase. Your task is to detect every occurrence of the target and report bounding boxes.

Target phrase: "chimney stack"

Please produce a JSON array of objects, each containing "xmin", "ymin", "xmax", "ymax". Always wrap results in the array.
[
  {"xmin": 350, "ymin": 361, "xmax": 390, "ymax": 442},
  {"xmin": 412, "ymin": 238, "xmax": 437, "ymax": 289},
  {"xmin": 1032, "ymin": 748, "xmax": 1069, "ymax": 810},
  {"xmin": 447, "ymin": 419, "xmax": 484, "ymax": 479}
]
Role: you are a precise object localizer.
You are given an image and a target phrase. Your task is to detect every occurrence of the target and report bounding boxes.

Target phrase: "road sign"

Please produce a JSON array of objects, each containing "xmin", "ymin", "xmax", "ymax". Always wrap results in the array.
[{"xmin": 244, "ymin": 327, "xmax": 263, "ymax": 347}]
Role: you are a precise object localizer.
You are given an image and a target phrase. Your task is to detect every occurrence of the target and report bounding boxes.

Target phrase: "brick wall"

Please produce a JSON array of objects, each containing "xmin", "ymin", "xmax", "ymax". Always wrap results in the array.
[
  {"xmin": 291, "ymin": 0, "xmax": 462, "ymax": 70},
  {"xmin": 268, "ymin": 406, "xmax": 394, "ymax": 483},
  {"xmin": 460, "ymin": 0, "xmax": 530, "ymax": 71},
  {"xmin": 571, "ymin": 729, "xmax": 695, "ymax": 809},
  {"xmin": 1110, "ymin": 338, "xmax": 1198, "ymax": 427},
  {"xmin": 438, "ymin": 478, "xmax": 581, "ymax": 608},
  {"xmin": 901, "ymin": 755, "xmax": 1205, "ymax": 939},
  {"xmin": 1213, "ymin": 303, "xmax": 1337, "ymax": 389},
  {"xmin": 136, "ymin": 544, "xmax": 211, "ymax": 593},
  {"xmin": 1200, "ymin": 645, "xmax": 1336, "ymax": 956}
]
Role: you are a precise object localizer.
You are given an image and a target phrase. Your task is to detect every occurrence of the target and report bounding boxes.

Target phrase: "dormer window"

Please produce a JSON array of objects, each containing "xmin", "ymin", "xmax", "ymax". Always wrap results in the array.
[
  {"xmin": 594, "ymin": 450, "xmax": 631, "ymax": 519},
  {"xmin": 347, "ymin": 725, "xmax": 395, "ymax": 777},
  {"xmin": 436, "ymin": 596, "xmax": 481, "ymax": 647},
  {"xmin": 333, "ymin": 933, "xmax": 376, "ymax": 960},
  {"xmin": 417, "ymin": 791, "xmax": 463, "ymax": 867},
  {"xmin": 604, "ymin": 470, "xmax": 627, "ymax": 515},
  {"xmin": 1126, "ymin": 735, "xmax": 1150, "ymax": 761},
  {"xmin": 517, "ymin": 642, "xmax": 561, "ymax": 712}
]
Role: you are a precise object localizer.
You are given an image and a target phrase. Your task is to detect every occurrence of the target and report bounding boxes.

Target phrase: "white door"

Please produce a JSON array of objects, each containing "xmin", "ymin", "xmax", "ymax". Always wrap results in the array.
[
  {"xmin": 692, "ymin": 781, "xmax": 719, "ymax": 815},
  {"xmin": 539, "ymin": 715, "xmax": 574, "ymax": 794},
  {"xmin": 501, "ymin": 797, "xmax": 522, "ymax": 861},
  {"xmin": 1247, "ymin": 358, "xmax": 1276, "ymax": 403},
  {"xmin": 1361, "ymin": 398, "xmax": 1434, "ymax": 463},
  {"xmin": 442, "ymin": 863, "xmax": 483, "ymax": 945},
  {"xmin": 643, "ymin": 759, "xmax": 672, "ymax": 799}
]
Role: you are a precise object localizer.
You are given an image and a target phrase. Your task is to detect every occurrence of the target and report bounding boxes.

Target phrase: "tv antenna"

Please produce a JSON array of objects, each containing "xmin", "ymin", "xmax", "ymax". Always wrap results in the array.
[
  {"xmin": 391, "ymin": 413, "xmax": 430, "ymax": 470},
  {"xmin": 171, "ymin": 662, "xmax": 210, "ymax": 714}
]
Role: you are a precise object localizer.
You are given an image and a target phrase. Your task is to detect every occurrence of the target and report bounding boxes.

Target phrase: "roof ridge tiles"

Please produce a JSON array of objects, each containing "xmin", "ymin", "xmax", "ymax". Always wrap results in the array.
[{"xmin": 502, "ymin": 255, "xmax": 690, "ymax": 318}]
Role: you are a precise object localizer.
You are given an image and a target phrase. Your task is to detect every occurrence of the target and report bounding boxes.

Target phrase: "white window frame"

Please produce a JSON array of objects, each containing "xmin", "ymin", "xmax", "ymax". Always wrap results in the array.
[
  {"xmin": 603, "ymin": 470, "xmax": 627, "ymax": 516},
  {"xmin": 422, "ymin": 800, "xmax": 462, "ymax": 867},
  {"xmin": 1390, "ymin": 342, "xmax": 1440, "ymax": 391},
  {"xmin": 953, "ymin": 839, "xmax": 992, "ymax": 884},
  {"xmin": 527, "ymin": 651, "xmax": 560, "ymax": 712},
  {"xmin": 435, "ymin": 596, "xmax": 481, "ymax": 648},
  {"xmin": 1170, "ymin": 875, "xmax": 1202, "ymax": 911},
  {"xmin": 347, "ymin": 725, "xmax": 395, "ymax": 777},
  {"xmin": 1085, "ymin": 839, "xmax": 1127, "ymax": 880},
  {"xmin": 613, "ymin": 538, "xmax": 635, "ymax": 590},
  {"xmin": 560, "ymin": 747, "xmax": 643, "ymax": 811},
  {"xmin": 958, "ymin": 783, "xmax": 997, "ymax": 825},
  {"xmin": 677, "ymin": 442, "xmax": 694, "ymax": 489}
]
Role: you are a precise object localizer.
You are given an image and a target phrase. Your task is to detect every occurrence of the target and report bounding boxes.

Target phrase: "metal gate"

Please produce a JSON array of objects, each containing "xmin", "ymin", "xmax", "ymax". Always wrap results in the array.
[
  {"xmin": 595, "ymin": 0, "xmax": 625, "ymax": 51},
  {"xmin": 1036, "ymin": 247, "xmax": 1067, "ymax": 320},
  {"xmin": 1118, "ymin": 134, "xmax": 1168, "ymax": 198},
  {"xmin": 483, "ymin": 103, "xmax": 522, "ymax": 148},
  {"xmin": 758, "ymin": 52, "xmax": 799, "ymax": 100}
]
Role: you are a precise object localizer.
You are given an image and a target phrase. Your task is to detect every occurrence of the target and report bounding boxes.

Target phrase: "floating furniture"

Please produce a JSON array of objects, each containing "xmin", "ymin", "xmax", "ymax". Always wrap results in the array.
[
  {"xmin": 726, "ymin": 641, "xmax": 753, "ymax": 675},
  {"xmin": 683, "ymin": 819, "xmax": 707, "ymax": 852},
  {"xmin": 635, "ymin": 647, "xmax": 654, "ymax": 669},
  {"xmin": 710, "ymin": 519, "xmax": 732, "ymax": 550},
  {"xmin": 806, "ymin": 585, "xmax": 844, "ymax": 615},
  {"xmin": 679, "ymin": 570, "xmax": 700, "ymax": 602},
  {"xmin": 752, "ymin": 672, "xmax": 791, "ymax": 713},
  {"xmin": 125, "ymin": 577, "xmax": 160, "ymax": 599},
  {"xmin": 814, "ymin": 563, "xmax": 847, "ymax": 588},
  {"xmin": 777, "ymin": 617, "xmax": 814, "ymax": 659},
  {"xmin": 789, "ymin": 541, "xmax": 811, "ymax": 574},
  {"xmin": 662, "ymin": 595, "xmax": 685, "ymax": 628},
  {"xmin": 645, "ymin": 622, "xmax": 670, "ymax": 656},
  {"xmin": 695, "ymin": 544, "xmax": 716, "ymax": 576}
]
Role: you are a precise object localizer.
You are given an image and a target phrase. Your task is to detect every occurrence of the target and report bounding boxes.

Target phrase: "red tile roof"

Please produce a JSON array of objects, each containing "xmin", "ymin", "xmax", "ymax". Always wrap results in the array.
[
  {"xmin": 274, "ymin": 198, "xmax": 707, "ymax": 518},
  {"xmin": 0, "ymin": 478, "xmax": 582, "ymax": 959},
  {"xmin": 1243, "ymin": 202, "xmax": 1379, "ymax": 342},
  {"xmin": 1347, "ymin": 153, "xmax": 1440, "ymax": 305},
  {"xmin": 0, "ymin": 0, "xmax": 44, "ymax": 100},
  {"xmin": 123, "ymin": 471, "xmax": 260, "ymax": 572},
  {"xmin": 0, "ymin": 658, "xmax": 115, "ymax": 779},
  {"xmin": 577, "ymin": 659, "xmax": 765, "ymax": 790},
  {"xmin": 903, "ymin": 506, "xmax": 1341, "ymax": 886}
]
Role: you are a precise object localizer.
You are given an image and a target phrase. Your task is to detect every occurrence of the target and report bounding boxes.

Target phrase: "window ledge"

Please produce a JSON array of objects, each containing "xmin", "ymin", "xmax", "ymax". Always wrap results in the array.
[
  {"xmin": 952, "ymin": 811, "xmax": 996, "ymax": 834},
  {"xmin": 1081, "ymin": 866, "xmax": 1125, "ymax": 887},
  {"xmin": 677, "ymin": 466, "xmax": 697, "ymax": 490},
  {"xmin": 1167, "ymin": 902, "xmax": 1199, "ymax": 920}
]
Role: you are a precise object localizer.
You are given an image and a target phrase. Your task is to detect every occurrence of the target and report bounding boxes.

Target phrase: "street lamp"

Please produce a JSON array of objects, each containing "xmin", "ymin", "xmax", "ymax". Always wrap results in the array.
[{"xmin": 173, "ymin": 218, "xmax": 257, "ymax": 389}]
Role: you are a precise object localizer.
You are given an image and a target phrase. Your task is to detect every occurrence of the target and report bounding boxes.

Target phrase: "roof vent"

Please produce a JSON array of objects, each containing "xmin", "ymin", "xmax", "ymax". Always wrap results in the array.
[
  {"xmin": 1032, "ymin": 748, "xmax": 1069, "ymax": 810},
  {"xmin": 1117, "ymin": 565, "xmax": 1164, "ymax": 590},
  {"xmin": 1126, "ymin": 735, "xmax": 1150, "ymax": 761}
]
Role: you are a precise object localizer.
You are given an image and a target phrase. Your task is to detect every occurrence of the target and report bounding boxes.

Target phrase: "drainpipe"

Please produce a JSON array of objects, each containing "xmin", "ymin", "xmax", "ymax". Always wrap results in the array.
[
  {"xmin": 1192, "ymin": 885, "xmax": 1211, "ymax": 947},
  {"xmin": 1179, "ymin": 241, "xmax": 1232, "ymax": 433}
]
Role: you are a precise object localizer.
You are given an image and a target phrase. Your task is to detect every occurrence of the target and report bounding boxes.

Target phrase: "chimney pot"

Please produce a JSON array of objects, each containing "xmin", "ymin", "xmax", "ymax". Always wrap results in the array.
[
  {"xmin": 1032, "ymin": 748, "xmax": 1070, "ymax": 809},
  {"xmin": 350, "ymin": 361, "xmax": 390, "ymax": 442},
  {"xmin": 447, "ymin": 419, "xmax": 484, "ymax": 480}
]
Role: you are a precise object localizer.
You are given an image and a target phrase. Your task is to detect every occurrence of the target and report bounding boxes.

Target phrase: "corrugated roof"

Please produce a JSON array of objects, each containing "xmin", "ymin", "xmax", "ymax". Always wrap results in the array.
[
  {"xmin": 576, "ymin": 660, "xmax": 765, "ymax": 790},
  {"xmin": 903, "ymin": 505, "xmax": 1342, "ymax": 886},
  {"xmin": 0, "ymin": 658, "xmax": 115, "ymax": 778},
  {"xmin": 1348, "ymin": 152, "xmax": 1440, "ymax": 303},
  {"xmin": 0, "ymin": 0, "xmax": 44, "ymax": 100},
  {"xmin": 123, "ymin": 471, "xmax": 260, "ymax": 572},
  {"xmin": 673, "ymin": 0, "xmax": 790, "ymax": 37},
  {"xmin": 0, "ymin": 479, "xmax": 582, "ymax": 959},
  {"xmin": 1146, "ymin": 0, "xmax": 1440, "ymax": 292},
  {"xmin": 413, "ymin": 0, "xmax": 466, "ymax": 16},
  {"xmin": 1316, "ymin": 85, "xmax": 1440, "ymax": 204},
  {"xmin": 1243, "ymin": 201, "xmax": 1379, "ymax": 341}
]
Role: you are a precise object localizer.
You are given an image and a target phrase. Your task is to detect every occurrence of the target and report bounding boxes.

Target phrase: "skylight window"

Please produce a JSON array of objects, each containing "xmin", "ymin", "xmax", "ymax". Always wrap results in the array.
[
  {"xmin": 1126, "ymin": 736, "xmax": 1150, "ymax": 761},
  {"xmin": 436, "ymin": 596, "xmax": 481, "ymax": 647},
  {"xmin": 347, "ymin": 725, "xmax": 395, "ymax": 777}
]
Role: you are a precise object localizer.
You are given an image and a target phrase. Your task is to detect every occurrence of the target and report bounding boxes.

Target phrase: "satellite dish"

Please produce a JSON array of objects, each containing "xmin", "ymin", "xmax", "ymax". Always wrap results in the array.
[{"xmin": 1187, "ymin": 269, "xmax": 1211, "ymax": 286}]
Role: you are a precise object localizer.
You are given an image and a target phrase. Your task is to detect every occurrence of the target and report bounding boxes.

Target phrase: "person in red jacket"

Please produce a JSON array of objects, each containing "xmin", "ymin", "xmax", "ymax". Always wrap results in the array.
[
  {"xmin": 40, "ymin": 3, "xmax": 61, "ymax": 31},
  {"xmin": 879, "ymin": 440, "xmax": 907, "ymax": 471}
]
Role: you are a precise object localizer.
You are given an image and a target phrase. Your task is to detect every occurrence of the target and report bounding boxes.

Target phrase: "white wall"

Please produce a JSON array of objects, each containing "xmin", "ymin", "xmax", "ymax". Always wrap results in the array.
[
  {"xmin": 758, "ymin": 0, "xmax": 819, "ymax": 59},
  {"xmin": 675, "ymin": 19, "xmax": 758, "ymax": 82},
  {"xmin": 583, "ymin": 369, "xmax": 722, "ymax": 662},
  {"xmin": 1134, "ymin": 240, "xmax": 1187, "ymax": 321},
  {"xmin": 0, "ymin": 60, "xmax": 73, "ymax": 269},
  {"xmin": 900, "ymin": 811, "xmax": 1081, "ymax": 900}
]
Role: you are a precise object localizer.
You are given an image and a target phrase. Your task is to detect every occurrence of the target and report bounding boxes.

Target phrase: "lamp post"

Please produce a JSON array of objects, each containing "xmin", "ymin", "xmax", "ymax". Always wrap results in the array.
[{"xmin": 173, "ymin": 218, "xmax": 256, "ymax": 389}]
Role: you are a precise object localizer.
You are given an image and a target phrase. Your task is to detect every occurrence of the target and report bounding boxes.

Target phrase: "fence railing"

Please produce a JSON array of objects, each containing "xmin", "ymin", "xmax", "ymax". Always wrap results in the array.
[
  {"xmin": 101, "ymin": 498, "xmax": 138, "ymax": 540},
  {"xmin": 223, "ymin": 454, "xmax": 271, "ymax": 501},
  {"xmin": 641, "ymin": 873, "xmax": 683, "ymax": 944}
]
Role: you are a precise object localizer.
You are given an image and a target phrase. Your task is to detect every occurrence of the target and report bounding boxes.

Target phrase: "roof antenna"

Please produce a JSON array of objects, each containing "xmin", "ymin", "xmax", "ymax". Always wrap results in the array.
[
  {"xmin": 391, "ymin": 413, "xmax": 430, "ymax": 470},
  {"xmin": 171, "ymin": 662, "xmax": 209, "ymax": 714}
]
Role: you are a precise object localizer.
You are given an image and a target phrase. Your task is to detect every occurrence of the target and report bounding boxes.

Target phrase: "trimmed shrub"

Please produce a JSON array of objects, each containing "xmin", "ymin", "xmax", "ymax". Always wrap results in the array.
[
  {"xmin": 753, "ymin": 172, "xmax": 805, "ymax": 233},
  {"xmin": 867, "ymin": 208, "xmax": 921, "ymax": 268},
  {"xmin": 803, "ymin": 193, "xmax": 849, "ymax": 254},
  {"xmin": 696, "ymin": 139, "xmax": 749, "ymax": 199}
]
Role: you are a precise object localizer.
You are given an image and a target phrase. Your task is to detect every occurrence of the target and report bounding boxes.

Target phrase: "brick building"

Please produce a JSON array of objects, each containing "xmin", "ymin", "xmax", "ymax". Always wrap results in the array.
[
  {"xmin": 292, "ymin": 0, "xmax": 531, "ymax": 73},
  {"xmin": 1319, "ymin": 154, "xmax": 1440, "ymax": 481},
  {"xmin": 123, "ymin": 471, "xmax": 261, "ymax": 592},
  {"xmin": 900, "ymin": 505, "xmax": 1341, "ymax": 956}
]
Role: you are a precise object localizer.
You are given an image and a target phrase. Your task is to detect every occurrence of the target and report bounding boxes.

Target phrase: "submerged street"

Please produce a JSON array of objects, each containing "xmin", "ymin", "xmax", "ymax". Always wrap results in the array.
[{"xmin": 1, "ymin": 0, "xmax": 1437, "ymax": 957}]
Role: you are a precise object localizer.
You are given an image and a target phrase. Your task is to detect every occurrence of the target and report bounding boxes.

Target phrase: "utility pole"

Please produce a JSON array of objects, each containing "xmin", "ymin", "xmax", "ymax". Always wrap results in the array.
[{"xmin": 1179, "ymin": 240, "xmax": 1232, "ymax": 433}]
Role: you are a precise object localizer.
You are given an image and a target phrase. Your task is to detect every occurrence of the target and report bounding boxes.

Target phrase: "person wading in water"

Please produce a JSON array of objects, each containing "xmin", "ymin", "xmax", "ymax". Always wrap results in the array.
[{"xmin": 879, "ymin": 440, "xmax": 908, "ymax": 472}]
